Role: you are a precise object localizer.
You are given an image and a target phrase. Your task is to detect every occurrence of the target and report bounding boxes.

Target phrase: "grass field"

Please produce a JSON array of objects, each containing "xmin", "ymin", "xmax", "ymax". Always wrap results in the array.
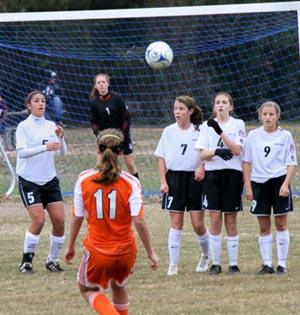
[{"xmin": 0, "ymin": 197, "xmax": 300, "ymax": 315}]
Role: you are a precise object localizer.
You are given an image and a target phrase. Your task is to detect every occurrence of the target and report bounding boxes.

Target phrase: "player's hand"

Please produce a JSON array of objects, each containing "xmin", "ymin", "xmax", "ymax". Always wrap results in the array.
[
  {"xmin": 207, "ymin": 119, "xmax": 223, "ymax": 135},
  {"xmin": 46, "ymin": 142, "xmax": 61, "ymax": 151},
  {"xmin": 214, "ymin": 148, "xmax": 233, "ymax": 161},
  {"xmin": 148, "ymin": 252, "xmax": 159, "ymax": 270},
  {"xmin": 244, "ymin": 185, "xmax": 253, "ymax": 201},
  {"xmin": 279, "ymin": 184, "xmax": 289, "ymax": 197},
  {"xmin": 64, "ymin": 248, "xmax": 75, "ymax": 264},
  {"xmin": 160, "ymin": 183, "xmax": 169, "ymax": 194},
  {"xmin": 55, "ymin": 125, "xmax": 64, "ymax": 138},
  {"xmin": 194, "ymin": 165, "xmax": 205, "ymax": 181}
]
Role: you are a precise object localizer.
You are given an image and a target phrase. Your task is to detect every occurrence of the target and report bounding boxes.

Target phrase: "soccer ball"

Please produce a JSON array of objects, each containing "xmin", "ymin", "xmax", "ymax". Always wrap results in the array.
[{"xmin": 145, "ymin": 41, "xmax": 173, "ymax": 70}]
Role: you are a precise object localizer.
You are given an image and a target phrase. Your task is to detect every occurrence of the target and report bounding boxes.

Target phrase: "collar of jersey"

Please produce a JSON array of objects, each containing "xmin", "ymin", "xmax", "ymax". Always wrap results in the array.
[{"xmin": 29, "ymin": 114, "xmax": 46, "ymax": 124}]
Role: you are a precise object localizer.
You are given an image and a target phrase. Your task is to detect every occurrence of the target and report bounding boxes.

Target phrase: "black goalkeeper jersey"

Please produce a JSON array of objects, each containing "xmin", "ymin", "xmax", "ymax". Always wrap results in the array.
[{"xmin": 90, "ymin": 93, "xmax": 130, "ymax": 139}]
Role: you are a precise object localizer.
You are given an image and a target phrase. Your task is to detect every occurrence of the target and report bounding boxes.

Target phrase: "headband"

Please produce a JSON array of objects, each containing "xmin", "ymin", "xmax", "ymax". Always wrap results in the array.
[{"xmin": 99, "ymin": 134, "xmax": 122, "ymax": 142}]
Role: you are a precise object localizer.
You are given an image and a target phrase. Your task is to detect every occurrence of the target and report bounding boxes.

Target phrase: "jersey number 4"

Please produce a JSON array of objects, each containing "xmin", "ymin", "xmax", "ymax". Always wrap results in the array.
[{"xmin": 94, "ymin": 189, "xmax": 116, "ymax": 219}]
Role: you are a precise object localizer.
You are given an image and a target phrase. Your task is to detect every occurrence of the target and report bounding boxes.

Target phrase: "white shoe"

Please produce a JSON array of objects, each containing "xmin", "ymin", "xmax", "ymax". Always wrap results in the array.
[
  {"xmin": 167, "ymin": 264, "xmax": 178, "ymax": 275},
  {"xmin": 195, "ymin": 254, "xmax": 210, "ymax": 272}
]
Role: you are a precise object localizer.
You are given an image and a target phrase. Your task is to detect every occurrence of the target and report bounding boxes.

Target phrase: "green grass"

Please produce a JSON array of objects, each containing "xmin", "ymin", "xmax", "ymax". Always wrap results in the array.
[{"xmin": 0, "ymin": 197, "xmax": 300, "ymax": 314}]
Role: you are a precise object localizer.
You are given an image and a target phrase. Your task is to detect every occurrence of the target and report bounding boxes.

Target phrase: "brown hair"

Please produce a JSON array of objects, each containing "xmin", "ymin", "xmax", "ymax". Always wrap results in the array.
[
  {"xmin": 90, "ymin": 73, "xmax": 110, "ymax": 101},
  {"xmin": 212, "ymin": 92, "xmax": 234, "ymax": 117},
  {"xmin": 175, "ymin": 95, "xmax": 203, "ymax": 130},
  {"xmin": 94, "ymin": 128, "xmax": 124, "ymax": 185},
  {"xmin": 24, "ymin": 90, "xmax": 45, "ymax": 113}
]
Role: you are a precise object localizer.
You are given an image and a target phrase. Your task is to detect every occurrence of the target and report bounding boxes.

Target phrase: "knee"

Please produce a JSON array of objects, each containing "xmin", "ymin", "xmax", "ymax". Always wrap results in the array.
[
  {"xmin": 31, "ymin": 218, "xmax": 45, "ymax": 233},
  {"xmin": 53, "ymin": 218, "xmax": 65, "ymax": 235}
]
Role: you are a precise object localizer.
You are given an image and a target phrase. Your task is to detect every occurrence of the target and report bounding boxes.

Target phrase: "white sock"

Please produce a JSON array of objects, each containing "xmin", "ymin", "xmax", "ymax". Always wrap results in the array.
[
  {"xmin": 226, "ymin": 235, "xmax": 239, "ymax": 266},
  {"xmin": 47, "ymin": 235, "xmax": 65, "ymax": 263},
  {"xmin": 209, "ymin": 233, "xmax": 222, "ymax": 265},
  {"xmin": 258, "ymin": 234, "xmax": 273, "ymax": 267},
  {"xmin": 24, "ymin": 230, "xmax": 40, "ymax": 253},
  {"xmin": 168, "ymin": 228, "xmax": 182, "ymax": 265},
  {"xmin": 196, "ymin": 230, "xmax": 210, "ymax": 257},
  {"xmin": 276, "ymin": 229, "xmax": 290, "ymax": 269}
]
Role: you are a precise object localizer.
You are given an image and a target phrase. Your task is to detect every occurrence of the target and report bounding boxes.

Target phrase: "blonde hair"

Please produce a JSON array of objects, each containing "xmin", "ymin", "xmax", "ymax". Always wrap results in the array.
[
  {"xmin": 94, "ymin": 128, "xmax": 124, "ymax": 185},
  {"xmin": 257, "ymin": 101, "xmax": 281, "ymax": 128},
  {"xmin": 90, "ymin": 73, "xmax": 110, "ymax": 100}
]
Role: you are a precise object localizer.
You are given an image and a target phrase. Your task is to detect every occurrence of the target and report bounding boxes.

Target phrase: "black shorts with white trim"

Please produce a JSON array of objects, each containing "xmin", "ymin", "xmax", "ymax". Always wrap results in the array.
[
  {"xmin": 162, "ymin": 170, "xmax": 203, "ymax": 211},
  {"xmin": 250, "ymin": 175, "xmax": 293, "ymax": 216},
  {"xmin": 18, "ymin": 176, "xmax": 63, "ymax": 209},
  {"xmin": 202, "ymin": 169, "xmax": 243, "ymax": 212}
]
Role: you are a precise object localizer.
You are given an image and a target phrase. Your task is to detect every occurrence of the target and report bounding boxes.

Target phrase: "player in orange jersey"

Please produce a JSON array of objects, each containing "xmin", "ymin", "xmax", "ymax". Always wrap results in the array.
[{"xmin": 64, "ymin": 128, "xmax": 159, "ymax": 315}]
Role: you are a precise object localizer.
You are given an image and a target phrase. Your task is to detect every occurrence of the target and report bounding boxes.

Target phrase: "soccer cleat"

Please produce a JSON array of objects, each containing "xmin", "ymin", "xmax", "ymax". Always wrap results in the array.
[
  {"xmin": 19, "ymin": 262, "xmax": 33, "ymax": 274},
  {"xmin": 276, "ymin": 265, "xmax": 287, "ymax": 274},
  {"xmin": 228, "ymin": 265, "xmax": 240, "ymax": 274},
  {"xmin": 167, "ymin": 264, "xmax": 178, "ymax": 276},
  {"xmin": 209, "ymin": 264, "xmax": 222, "ymax": 275},
  {"xmin": 46, "ymin": 261, "xmax": 64, "ymax": 272},
  {"xmin": 256, "ymin": 265, "xmax": 275, "ymax": 275},
  {"xmin": 196, "ymin": 254, "xmax": 210, "ymax": 272}
]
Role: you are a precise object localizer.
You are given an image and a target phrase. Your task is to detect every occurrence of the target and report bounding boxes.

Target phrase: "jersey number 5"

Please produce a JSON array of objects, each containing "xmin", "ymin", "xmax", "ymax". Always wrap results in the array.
[{"xmin": 94, "ymin": 189, "xmax": 116, "ymax": 219}]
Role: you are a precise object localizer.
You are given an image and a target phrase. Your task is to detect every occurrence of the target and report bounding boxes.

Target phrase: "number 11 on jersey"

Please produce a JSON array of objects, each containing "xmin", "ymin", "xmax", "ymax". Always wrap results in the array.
[{"xmin": 94, "ymin": 189, "xmax": 116, "ymax": 219}]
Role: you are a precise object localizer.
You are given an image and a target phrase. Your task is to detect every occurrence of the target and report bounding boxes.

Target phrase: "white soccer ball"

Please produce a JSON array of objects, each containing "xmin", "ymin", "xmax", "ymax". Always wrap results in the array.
[{"xmin": 145, "ymin": 41, "xmax": 173, "ymax": 70}]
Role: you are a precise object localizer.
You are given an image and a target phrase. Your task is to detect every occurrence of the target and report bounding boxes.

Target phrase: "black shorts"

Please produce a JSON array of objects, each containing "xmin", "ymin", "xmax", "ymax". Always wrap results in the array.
[
  {"xmin": 123, "ymin": 135, "xmax": 133, "ymax": 155},
  {"xmin": 202, "ymin": 169, "xmax": 243, "ymax": 212},
  {"xmin": 250, "ymin": 175, "xmax": 293, "ymax": 216},
  {"xmin": 162, "ymin": 170, "xmax": 203, "ymax": 211},
  {"xmin": 18, "ymin": 176, "xmax": 63, "ymax": 209}
]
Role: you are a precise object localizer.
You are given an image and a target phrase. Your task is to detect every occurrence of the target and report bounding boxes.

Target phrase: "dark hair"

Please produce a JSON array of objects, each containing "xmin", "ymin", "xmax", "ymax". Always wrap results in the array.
[
  {"xmin": 90, "ymin": 73, "xmax": 110, "ymax": 101},
  {"xmin": 212, "ymin": 92, "xmax": 234, "ymax": 117},
  {"xmin": 175, "ymin": 95, "xmax": 203, "ymax": 130},
  {"xmin": 94, "ymin": 128, "xmax": 124, "ymax": 185},
  {"xmin": 24, "ymin": 90, "xmax": 45, "ymax": 113}
]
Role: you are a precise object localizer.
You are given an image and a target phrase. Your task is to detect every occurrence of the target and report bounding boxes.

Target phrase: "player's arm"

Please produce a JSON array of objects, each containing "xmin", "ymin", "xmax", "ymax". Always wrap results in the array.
[
  {"xmin": 242, "ymin": 161, "xmax": 253, "ymax": 200},
  {"xmin": 279, "ymin": 165, "xmax": 296, "ymax": 197},
  {"xmin": 90, "ymin": 103, "xmax": 100, "ymax": 136},
  {"xmin": 157, "ymin": 157, "xmax": 168, "ymax": 194},
  {"xmin": 132, "ymin": 215, "xmax": 159, "ymax": 270},
  {"xmin": 194, "ymin": 162, "xmax": 205, "ymax": 181},
  {"xmin": 119, "ymin": 98, "xmax": 131, "ymax": 141},
  {"xmin": 64, "ymin": 214, "xmax": 84, "ymax": 264}
]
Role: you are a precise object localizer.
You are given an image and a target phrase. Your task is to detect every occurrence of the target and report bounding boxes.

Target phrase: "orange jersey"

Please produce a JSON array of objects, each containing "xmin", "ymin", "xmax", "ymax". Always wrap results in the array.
[{"xmin": 73, "ymin": 169, "xmax": 144, "ymax": 255}]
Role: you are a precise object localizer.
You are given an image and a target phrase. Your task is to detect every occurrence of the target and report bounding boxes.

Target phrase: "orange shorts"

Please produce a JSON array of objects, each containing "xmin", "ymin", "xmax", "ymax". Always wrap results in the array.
[{"xmin": 77, "ymin": 246, "xmax": 137, "ymax": 291}]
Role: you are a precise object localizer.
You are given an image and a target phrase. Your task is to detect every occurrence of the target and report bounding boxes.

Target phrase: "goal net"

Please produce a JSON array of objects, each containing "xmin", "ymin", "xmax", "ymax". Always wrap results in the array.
[{"xmin": 0, "ymin": 2, "xmax": 299, "ymax": 197}]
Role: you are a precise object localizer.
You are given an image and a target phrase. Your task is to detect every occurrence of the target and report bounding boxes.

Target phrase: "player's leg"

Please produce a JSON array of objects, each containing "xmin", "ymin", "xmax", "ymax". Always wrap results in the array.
[
  {"xmin": 275, "ymin": 214, "xmax": 289, "ymax": 274},
  {"xmin": 111, "ymin": 280, "xmax": 129, "ymax": 315},
  {"xmin": 188, "ymin": 174, "xmax": 210, "ymax": 272},
  {"xmin": 167, "ymin": 211, "xmax": 184, "ymax": 275},
  {"xmin": 257, "ymin": 216, "xmax": 275, "ymax": 274},
  {"xmin": 46, "ymin": 201, "xmax": 65, "ymax": 271},
  {"xmin": 224, "ymin": 212, "xmax": 240, "ymax": 273},
  {"xmin": 44, "ymin": 177, "xmax": 65, "ymax": 272},
  {"xmin": 80, "ymin": 285, "xmax": 119, "ymax": 315},
  {"xmin": 123, "ymin": 153, "xmax": 138, "ymax": 177},
  {"xmin": 18, "ymin": 177, "xmax": 45, "ymax": 273}
]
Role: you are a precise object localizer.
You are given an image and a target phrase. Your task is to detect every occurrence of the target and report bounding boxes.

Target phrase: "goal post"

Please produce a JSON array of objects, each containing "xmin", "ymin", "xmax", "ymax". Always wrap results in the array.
[{"xmin": 0, "ymin": 2, "xmax": 299, "ymax": 197}]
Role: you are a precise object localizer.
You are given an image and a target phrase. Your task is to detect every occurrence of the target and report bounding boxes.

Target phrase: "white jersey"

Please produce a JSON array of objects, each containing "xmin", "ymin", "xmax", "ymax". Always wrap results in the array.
[
  {"xmin": 16, "ymin": 114, "xmax": 67, "ymax": 185},
  {"xmin": 195, "ymin": 116, "xmax": 245, "ymax": 171},
  {"xmin": 243, "ymin": 126, "xmax": 297, "ymax": 183},
  {"xmin": 154, "ymin": 123, "xmax": 202, "ymax": 171}
]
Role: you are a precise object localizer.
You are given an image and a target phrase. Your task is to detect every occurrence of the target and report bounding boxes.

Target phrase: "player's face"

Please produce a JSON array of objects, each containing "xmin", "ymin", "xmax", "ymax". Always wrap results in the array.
[
  {"xmin": 214, "ymin": 95, "xmax": 232, "ymax": 118},
  {"xmin": 174, "ymin": 101, "xmax": 193, "ymax": 127},
  {"xmin": 95, "ymin": 75, "xmax": 109, "ymax": 95},
  {"xmin": 27, "ymin": 93, "xmax": 46, "ymax": 117},
  {"xmin": 260, "ymin": 106, "xmax": 279, "ymax": 131}
]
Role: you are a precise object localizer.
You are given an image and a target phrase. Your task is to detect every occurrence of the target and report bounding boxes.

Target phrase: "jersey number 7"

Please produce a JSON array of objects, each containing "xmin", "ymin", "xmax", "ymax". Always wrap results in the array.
[{"xmin": 94, "ymin": 189, "xmax": 116, "ymax": 219}]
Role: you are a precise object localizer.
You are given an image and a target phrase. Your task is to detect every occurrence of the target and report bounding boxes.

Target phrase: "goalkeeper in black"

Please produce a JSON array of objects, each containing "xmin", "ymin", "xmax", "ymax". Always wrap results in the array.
[
  {"xmin": 90, "ymin": 73, "xmax": 138, "ymax": 178},
  {"xmin": 195, "ymin": 92, "xmax": 246, "ymax": 275}
]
